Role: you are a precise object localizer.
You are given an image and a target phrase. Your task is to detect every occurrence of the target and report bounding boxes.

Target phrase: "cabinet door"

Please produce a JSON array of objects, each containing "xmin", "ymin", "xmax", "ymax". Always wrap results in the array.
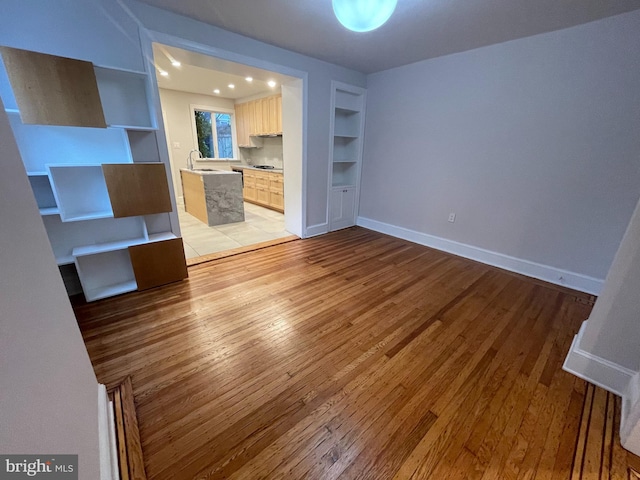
[
  {"xmin": 256, "ymin": 187, "xmax": 270, "ymax": 205},
  {"xmin": 103, "ymin": 163, "xmax": 172, "ymax": 217},
  {"xmin": 128, "ymin": 237, "xmax": 188, "ymax": 291},
  {"xmin": 1, "ymin": 47, "xmax": 107, "ymax": 127},
  {"xmin": 235, "ymin": 103, "xmax": 246, "ymax": 146},
  {"xmin": 269, "ymin": 191, "xmax": 284, "ymax": 212},
  {"xmin": 330, "ymin": 187, "xmax": 356, "ymax": 231},
  {"xmin": 253, "ymin": 99, "xmax": 264, "ymax": 135},
  {"xmin": 274, "ymin": 95, "xmax": 282, "ymax": 134}
]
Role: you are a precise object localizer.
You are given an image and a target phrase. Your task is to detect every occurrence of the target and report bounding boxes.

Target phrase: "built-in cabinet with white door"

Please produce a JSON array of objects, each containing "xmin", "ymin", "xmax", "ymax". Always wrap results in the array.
[
  {"xmin": 329, "ymin": 82, "xmax": 366, "ymax": 231},
  {"xmin": 0, "ymin": 47, "xmax": 187, "ymax": 301}
]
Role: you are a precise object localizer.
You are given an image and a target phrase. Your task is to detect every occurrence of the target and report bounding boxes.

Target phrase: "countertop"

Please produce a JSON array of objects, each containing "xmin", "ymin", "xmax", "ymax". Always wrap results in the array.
[
  {"xmin": 231, "ymin": 166, "xmax": 284, "ymax": 173},
  {"xmin": 180, "ymin": 168, "xmax": 240, "ymax": 175}
]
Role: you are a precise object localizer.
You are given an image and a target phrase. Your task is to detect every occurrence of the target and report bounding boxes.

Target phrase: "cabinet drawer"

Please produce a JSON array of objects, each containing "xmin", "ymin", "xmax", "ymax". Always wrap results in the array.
[
  {"xmin": 270, "ymin": 191, "xmax": 284, "ymax": 211},
  {"xmin": 243, "ymin": 185, "xmax": 257, "ymax": 201}
]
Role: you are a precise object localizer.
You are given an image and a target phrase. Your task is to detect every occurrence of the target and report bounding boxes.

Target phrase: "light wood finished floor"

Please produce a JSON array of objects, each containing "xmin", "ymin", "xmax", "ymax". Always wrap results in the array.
[
  {"xmin": 178, "ymin": 202, "xmax": 290, "ymax": 259},
  {"xmin": 75, "ymin": 227, "xmax": 628, "ymax": 479}
]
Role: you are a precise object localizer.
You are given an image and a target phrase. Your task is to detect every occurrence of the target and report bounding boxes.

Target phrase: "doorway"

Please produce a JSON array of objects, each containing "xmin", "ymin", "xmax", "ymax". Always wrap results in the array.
[{"xmin": 149, "ymin": 41, "xmax": 305, "ymax": 261}]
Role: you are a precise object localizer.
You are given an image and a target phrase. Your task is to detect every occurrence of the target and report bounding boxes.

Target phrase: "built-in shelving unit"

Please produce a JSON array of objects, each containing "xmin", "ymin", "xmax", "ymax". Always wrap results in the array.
[
  {"xmin": 329, "ymin": 82, "xmax": 366, "ymax": 231},
  {"xmin": 1, "ymin": 46, "xmax": 188, "ymax": 301}
]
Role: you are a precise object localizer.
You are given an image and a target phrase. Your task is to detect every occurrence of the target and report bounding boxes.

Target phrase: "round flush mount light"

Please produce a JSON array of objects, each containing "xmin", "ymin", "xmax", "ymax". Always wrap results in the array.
[
  {"xmin": 159, "ymin": 70, "xmax": 168, "ymax": 77},
  {"xmin": 213, "ymin": 89, "xmax": 220, "ymax": 94},
  {"xmin": 228, "ymin": 83, "xmax": 235, "ymax": 89},
  {"xmin": 332, "ymin": 0, "xmax": 398, "ymax": 32},
  {"xmin": 267, "ymin": 80, "xmax": 277, "ymax": 88},
  {"xmin": 245, "ymin": 76, "xmax": 253, "ymax": 82}
]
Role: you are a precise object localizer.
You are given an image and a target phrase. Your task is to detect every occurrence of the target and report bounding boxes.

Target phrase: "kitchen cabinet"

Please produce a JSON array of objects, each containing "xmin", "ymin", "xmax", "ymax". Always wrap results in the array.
[
  {"xmin": 1, "ymin": 46, "xmax": 187, "ymax": 301},
  {"xmin": 240, "ymin": 169, "xmax": 284, "ymax": 213},
  {"xmin": 234, "ymin": 94, "xmax": 282, "ymax": 145},
  {"xmin": 329, "ymin": 82, "xmax": 366, "ymax": 231}
]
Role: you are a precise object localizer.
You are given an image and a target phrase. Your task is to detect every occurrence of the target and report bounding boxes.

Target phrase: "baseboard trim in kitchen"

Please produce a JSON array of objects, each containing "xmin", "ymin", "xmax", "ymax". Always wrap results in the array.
[
  {"xmin": 356, "ymin": 216, "xmax": 603, "ymax": 295},
  {"xmin": 186, "ymin": 235, "xmax": 299, "ymax": 267}
]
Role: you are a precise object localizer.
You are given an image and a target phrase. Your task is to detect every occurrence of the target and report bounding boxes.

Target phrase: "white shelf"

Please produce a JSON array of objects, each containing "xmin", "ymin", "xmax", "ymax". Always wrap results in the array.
[
  {"xmin": 335, "ymin": 90, "xmax": 362, "ymax": 112},
  {"xmin": 56, "ymin": 255, "xmax": 75, "ymax": 266},
  {"xmin": 28, "ymin": 174, "xmax": 57, "ymax": 210},
  {"xmin": 42, "ymin": 215, "xmax": 147, "ymax": 267},
  {"xmin": 72, "ymin": 236, "xmax": 148, "ymax": 257},
  {"xmin": 148, "ymin": 232, "xmax": 177, "ymax": 243},
  {"xmin": 333, "ymin": 159, "xmax": 357, "ymax": 164},
  {"xmin": 332, "ymin": 183, "xmax": 357, "ymax": 188},
  {"xmin": 39, "ymin": 207, "xmax": 60, "ymax": 216},
  {"xmin": 84, "ymin": 280, "xmax": 138, "ymax": 302},
  {"xmin": 334, "ymin": 133, "xmax": 359, "ymax": 138},
  {"xmin": 47, "ymin": 165, "xmax": 114, "ymax": 222}
]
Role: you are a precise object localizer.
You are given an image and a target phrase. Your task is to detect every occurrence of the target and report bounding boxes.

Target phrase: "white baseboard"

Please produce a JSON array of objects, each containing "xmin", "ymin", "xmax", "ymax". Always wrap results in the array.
[
  {"xmin": 98, "ymin": 384, "xmax": 118, "ymax": 480},
  {"xmin": 356, "ymin": 216, "xmax": 603, "ymax": 295},
  {"xmin": 562, "ymin": 320, "xmax": 636, "ymax": 397},
  {"xmin": 305, "ymin": 222, "xmax": 329, "ymax": 238}
]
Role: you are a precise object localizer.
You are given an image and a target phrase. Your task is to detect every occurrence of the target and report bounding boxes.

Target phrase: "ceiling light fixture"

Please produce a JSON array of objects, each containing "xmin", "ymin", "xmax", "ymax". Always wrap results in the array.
[
  {"xmin": 213, "ymin": 89, "xmax": 220, "ymax": 94},
  {"xmin": 171, "ymin": 60, "xmax": 181, "ymax": 67},
  {"xmin": 159, "ymin": 70, "xmax": 168, "ymax": 77},
  {"xmin": 267, "ymin": 80, "xmax": 277, "ymax": 88},
  {"xmin": 245, "ymin": 76, "xmax": 253, "ymax": 82},
  {"xmin": 332, "ymin": 0, "xmax": 398, "ymax": 32},
  {"xmin": 228, "ymin": 84, "xmax": 235, "ymax": 89}
]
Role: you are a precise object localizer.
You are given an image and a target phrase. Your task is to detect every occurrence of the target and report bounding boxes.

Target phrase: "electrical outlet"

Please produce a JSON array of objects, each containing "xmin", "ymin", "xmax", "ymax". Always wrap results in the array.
[
  {"xmin": 173, "ymin": 141, "xmax": 180, "ymax": 148},
  {"xmin": 448, "ymin": 213, "xmax": 456, "ymax": 223}
]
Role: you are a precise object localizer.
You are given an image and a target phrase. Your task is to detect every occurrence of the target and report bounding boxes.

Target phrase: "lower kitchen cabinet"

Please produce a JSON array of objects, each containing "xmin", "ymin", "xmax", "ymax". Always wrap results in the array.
[
  {"xmin": 330, "ymin": 186, "xmax": 356, "ymax": 231},
  {"xmin": 240, "ymin": 169, "xmax": 284, "ymax": 213}
]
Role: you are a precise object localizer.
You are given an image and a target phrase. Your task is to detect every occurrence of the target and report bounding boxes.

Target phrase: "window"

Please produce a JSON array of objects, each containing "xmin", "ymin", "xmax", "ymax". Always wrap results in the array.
[{"xmin": 193, "ymin": 108, "xmax": 235, "ymax": 159}]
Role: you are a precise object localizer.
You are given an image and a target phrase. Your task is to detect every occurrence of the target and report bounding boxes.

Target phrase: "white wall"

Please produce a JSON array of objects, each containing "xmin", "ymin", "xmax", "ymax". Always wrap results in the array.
[
  {"xmin": 360, "ymin": 10, "xmax": 640, "ymax": 288},
  {"xmin": 0, "ymin": 100, "xmax": 100, "ymax": 476},
  {"xmin": 125, "ymin": 0, "xmax": 367, "ymax": 232},
  {"xmin": 159, "ymin": 88, "xmax": 237, "ymax": 197}
]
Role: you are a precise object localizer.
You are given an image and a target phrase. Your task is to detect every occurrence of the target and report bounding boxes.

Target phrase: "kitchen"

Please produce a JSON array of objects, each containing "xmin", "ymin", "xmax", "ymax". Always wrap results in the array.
[{"xmin": 154, "ymin": 43, "xmax": 297, "ymax": 260}]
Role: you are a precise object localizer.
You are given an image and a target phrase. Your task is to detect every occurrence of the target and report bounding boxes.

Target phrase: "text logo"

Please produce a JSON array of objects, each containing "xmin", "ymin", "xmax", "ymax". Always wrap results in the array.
[{"xmin": 0, "ymin": 456, "xmax": 77, "ymax": 479}]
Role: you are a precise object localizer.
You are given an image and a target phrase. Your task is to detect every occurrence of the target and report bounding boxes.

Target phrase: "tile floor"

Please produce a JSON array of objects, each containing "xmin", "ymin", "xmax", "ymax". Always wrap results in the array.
[{"xmin": 178, "ymin": 202, "xmax": 292, "ymax": 259}]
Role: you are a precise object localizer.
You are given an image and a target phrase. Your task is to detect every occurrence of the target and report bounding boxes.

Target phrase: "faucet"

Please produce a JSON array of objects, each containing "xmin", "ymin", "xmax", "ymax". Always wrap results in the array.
[{"xmin": 188, "ymin": 149, "xmax": 202, "ymax": 170}]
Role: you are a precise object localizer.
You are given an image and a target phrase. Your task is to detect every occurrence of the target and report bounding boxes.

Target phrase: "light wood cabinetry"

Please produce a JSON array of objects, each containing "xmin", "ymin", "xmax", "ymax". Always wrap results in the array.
[
  {"xmin": 1, "ymin": 47, "xmax": 187, "ymax": 301},
  {"xmin": 329, "ymin": 83, "xmax": 366, "ymax": 231},
  {"xmin": 234, "ymin": 94, "xmax": 282, "ymax": 147},
  {"xmin": 240, "ymin": 169, "xmax": 284, "ymax": 213}
]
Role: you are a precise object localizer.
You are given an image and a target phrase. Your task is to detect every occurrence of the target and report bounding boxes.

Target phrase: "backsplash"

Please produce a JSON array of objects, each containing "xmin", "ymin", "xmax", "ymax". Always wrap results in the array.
[{"xmin": 242, "ymin": 137, "xmax": 283, "ymax": 168}]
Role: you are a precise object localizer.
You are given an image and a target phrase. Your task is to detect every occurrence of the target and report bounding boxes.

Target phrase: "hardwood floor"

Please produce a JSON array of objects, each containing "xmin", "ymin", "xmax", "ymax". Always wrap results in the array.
[{"xmin": 76, "ymin": 227, "xmax": 607, "ymax": 479}]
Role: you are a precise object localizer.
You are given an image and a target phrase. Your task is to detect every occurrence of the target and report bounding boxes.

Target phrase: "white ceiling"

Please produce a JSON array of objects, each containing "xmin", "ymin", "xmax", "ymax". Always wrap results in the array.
[
  {"xmin": 139, "ymin": 0, "xmax": 640, "ymax": 74},
  {"xmin": 153, "ymin": 44, "xmax": 296, "ymax": 99}
]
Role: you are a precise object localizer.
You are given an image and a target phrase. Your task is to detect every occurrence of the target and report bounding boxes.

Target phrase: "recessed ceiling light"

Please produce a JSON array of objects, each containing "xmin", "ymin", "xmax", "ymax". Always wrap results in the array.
[
  {"xmin": 171, "ymin": 60, "xmax": 181, "ymax": 67},
  {"xmin": 213, "ymin": 89, "xmax": 220, "ymax": 94},
  {"xmin": 159, "ymin": 70, "xmax": 168, "ymax": 77},
  {"xmin": 228, "ymin": 84, "xmax": 235, "ymax": 89},
  {"xmin": 245, "ymin": 77, "xmax": 253, "ymax": 82},
  {"xmin": 267, "ymin": 80, "xmax": 277, "ymax": 88}
]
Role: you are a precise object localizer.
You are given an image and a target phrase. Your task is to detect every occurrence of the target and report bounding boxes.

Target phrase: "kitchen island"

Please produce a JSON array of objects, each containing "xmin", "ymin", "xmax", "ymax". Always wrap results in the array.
[{"xmin": 180, "ymin": 169, "xmax": 244, "ymax": 226}]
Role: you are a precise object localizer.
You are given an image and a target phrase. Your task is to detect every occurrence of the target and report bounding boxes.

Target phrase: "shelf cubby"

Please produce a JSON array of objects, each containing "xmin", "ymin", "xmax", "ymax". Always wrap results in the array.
[
  {"xmin": 333, "ymin": 135, "xmax": 359, "ymax": 163},
  {"xmin": 74, "ymin": 249, "xmax": 138, "ymax": 302},
  {"xmin": 332, "ymin": 162, "xmax": 358, "ymax": 187},
  {"xmin": 94, "ymin": 67, "xmax": 154, "ymax": 130},
  {"xmin": 127, "ymin": 130, "xmax": 160, "ymax": 163},
  {"xmin": 47, "ymin": 165, "xmax": 114, "ymax": 221},
  {"xmin": 42, "ymin": 215, "xmax": 147, "ymax": 266},
  {"xmin": 335, "ymin": 90, "xmax": 362, "ymax": 112},
  {"xmin": 334, "ymin": 108, "xmax": 361, "ymax": 138},
  {"xmin": 28, "ymin": 173, "xmax": 57, "ymax": 210},
  {"xmin": 8, "ymin": 111, "xmax": 132, "ymax": 173}
]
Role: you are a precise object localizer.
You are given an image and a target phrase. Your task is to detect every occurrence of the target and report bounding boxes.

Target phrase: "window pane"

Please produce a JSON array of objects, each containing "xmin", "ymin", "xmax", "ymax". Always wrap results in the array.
[
  {"xmin": 194, "ymin": 110, "xmax": 213, "ymax": 158},
  {"xmin": 215, "ymin": 113, "xmax": 234, "ymax": 158}
]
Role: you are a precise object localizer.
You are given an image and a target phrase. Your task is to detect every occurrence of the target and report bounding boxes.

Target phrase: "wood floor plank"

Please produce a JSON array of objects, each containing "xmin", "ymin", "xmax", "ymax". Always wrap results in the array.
[{"xmin": 73, "ymin": 227, "xmax": 636, "ymax": 480}]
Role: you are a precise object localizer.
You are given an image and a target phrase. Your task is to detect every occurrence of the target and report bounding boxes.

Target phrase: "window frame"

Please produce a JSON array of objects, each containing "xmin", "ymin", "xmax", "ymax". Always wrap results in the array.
[{"xmin": 189, "ymin": 104, "xmax": 238, "ymax": 161}]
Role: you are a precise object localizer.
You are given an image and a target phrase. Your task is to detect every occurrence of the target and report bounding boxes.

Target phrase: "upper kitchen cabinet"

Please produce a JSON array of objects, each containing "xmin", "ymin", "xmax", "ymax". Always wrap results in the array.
[
  {"xmin": 235, "ymin": 94, "xmax": 282, "ymax": 146},
  {"xmin": 329, "ymin": 82, "xmax": 366, "ymax": 231},
  {"xmin": 0, "ymin": 47, "xmax": 106, "ymax": 127}
]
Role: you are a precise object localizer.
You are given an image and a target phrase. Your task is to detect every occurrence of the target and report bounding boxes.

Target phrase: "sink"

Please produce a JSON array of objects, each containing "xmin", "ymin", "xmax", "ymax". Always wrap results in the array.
[{"xmin": 195, "ymin": 168, "xmax": 215, "ymax": 172}]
